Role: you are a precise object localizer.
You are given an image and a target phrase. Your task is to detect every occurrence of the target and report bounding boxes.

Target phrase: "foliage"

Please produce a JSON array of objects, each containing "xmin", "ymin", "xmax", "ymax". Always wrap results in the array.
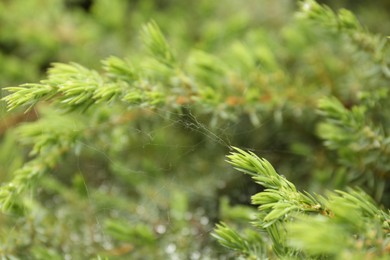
[
  {"xmin": 214, "ymin": 148, "xmax": 389, "ymax": 259},
  {"xmin": 0, "ymin": 0, "xmax": 389, "ymax": 258}
]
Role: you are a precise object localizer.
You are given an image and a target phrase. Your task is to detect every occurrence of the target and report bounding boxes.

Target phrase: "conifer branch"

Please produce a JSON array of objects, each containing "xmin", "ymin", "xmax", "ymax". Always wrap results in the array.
[
  {"xmin": 141, "ymin": 21, "xmax": 177, "ymax": 68},
  {"xmin": 0, "ymin": 112, "xmax": 86, "ymax": 211},
  {"xmin": 2, "ymin": 22, "xmax": 182, "ymax": 113},
  {"xmin": 3, "ymin": 62, "xmax": 121, "ymax": 112},
  {"xmin": 215, "ymin": 148, "xmax": 390, "ymax": 258},
  {"xmin": 317, "ymin": 97, "xmax": 390, "ymax": 200},
  {"xmin": 298, "ymin": 0, "xmax": 389, "ymax": 77},
  {"xmin": 212, "ymin": 222, "xmax": 255, "ymax": 257},
  {"xmin": 226, "ymin": 147, "xmax": 326, "ymax": 227},
  {"xmin": 102, "ymin": 56, "xmax": 138, "ymax": 82}
]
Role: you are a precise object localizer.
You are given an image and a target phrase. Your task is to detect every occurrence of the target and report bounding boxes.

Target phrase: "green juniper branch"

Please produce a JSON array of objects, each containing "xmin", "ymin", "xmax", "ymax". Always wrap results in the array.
[
  {"xmin": 3, "ymin": 63, "xmax": 121, "ymax": 112},
  {"xmin": 215, "ymin": 148, "xmax": 390, "ymax": 259},
  {"xmin": 298, "ymin": 0, "xmax": 389, "ymax": 78},
  {"xmin": 141, "ymin": 20, "xmax": 177, "ymax": 68},
  {"xmin": 317, "ymin": 96, "xmax": 390, "ymax": 201},
  {"xmin": 0, "ymin": 112, "xmax": 86, "ymax": 211},
  {"xmin": 227, "ymin": 147, "xmax": 326, "ymax": 226}
]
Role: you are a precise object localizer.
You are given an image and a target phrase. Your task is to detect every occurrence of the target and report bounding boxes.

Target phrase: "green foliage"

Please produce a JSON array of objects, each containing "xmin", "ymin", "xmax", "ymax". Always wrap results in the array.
[
  {"xmin": 141, "ymin": 21, "xmax": 177, "ymax": 68},
  {"xmin": 0, "ymin": 0, "xmax": 389, "ymax": 258},
  {"xmin": 317, "ymin": 97, "xmax": 390, "ymax": 200},
  {"xmin": 212, "ymin": 222, "xmax": 267, "ymax": 259},
  {"xmin": 216, "ymin": 148, "xmax": 389, "ymax": 259},
  {"xmin": 227, "ymin": 148, "xmax": 325, "ymax": 226},
  {"xmin": 0, "ymin": 111, "xmax": 85, "ymax": 211}
]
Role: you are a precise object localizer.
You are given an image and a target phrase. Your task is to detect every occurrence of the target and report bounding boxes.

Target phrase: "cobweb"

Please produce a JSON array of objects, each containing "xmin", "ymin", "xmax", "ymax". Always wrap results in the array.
[
  {"xmin": 0, "ymin": 103, "xmax": 279, "ymax": 259},
  {"xmin": 66, "ymin": 105, "xmax": 278, "ymax": 258}
]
